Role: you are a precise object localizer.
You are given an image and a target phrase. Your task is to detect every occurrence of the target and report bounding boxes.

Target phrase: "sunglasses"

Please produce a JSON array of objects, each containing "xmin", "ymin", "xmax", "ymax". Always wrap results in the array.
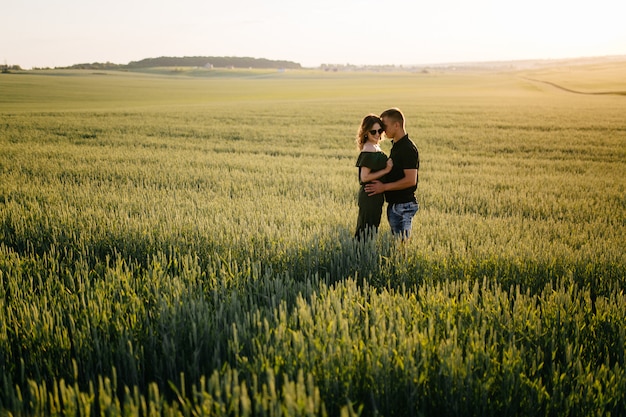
[{"xmin": 369, "ymin": 128, "xmax": 384, "ymax": 135}]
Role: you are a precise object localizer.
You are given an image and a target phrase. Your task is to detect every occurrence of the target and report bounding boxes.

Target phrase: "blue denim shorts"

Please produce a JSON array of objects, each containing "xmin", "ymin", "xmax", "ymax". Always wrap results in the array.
[{"xmin": 387, "ymin": 201, "xmax": 419, "ymax": 238}]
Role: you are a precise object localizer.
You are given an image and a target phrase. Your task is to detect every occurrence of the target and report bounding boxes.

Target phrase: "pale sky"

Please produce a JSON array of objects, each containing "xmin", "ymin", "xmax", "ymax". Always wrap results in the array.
[{"xmin": 3, "ymin": 0, "xmax": 625, "ymax": 69}]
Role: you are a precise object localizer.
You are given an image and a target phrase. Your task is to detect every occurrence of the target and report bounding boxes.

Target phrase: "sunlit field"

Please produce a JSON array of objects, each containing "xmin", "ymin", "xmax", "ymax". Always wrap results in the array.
[{"xmin": 1, "ymin": 62, "xmax": 625, "ymax": 416}]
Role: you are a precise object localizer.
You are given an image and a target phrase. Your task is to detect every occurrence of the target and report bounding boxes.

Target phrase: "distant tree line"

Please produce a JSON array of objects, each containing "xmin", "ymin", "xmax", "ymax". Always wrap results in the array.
[
  {"xmin": 60, "ymin": 56, "xmax": 302, "ymax": 70},
  {"xmin": 127, "ymin": 56, "xmax": 301, "ymax": 69},
  {"xmin": 1, "ymin": 64, "xmax": 23, "ymax": 73},
  {"xmin": 61, "ymin": 62, "xmax": 123, "ymax": 70}
]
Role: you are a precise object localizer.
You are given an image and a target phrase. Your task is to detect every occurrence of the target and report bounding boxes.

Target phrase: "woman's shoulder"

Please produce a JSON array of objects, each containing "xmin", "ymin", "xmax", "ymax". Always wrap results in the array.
[{"xmin": 356, "ymin": 151, "xmax": 387, "ymax": 167}]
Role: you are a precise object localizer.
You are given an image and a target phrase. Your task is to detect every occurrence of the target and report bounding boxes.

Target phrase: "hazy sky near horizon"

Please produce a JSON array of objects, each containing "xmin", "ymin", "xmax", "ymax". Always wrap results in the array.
[{"xmin": 4, "ymin": 0, "xmax": 625, "ymax": 69}]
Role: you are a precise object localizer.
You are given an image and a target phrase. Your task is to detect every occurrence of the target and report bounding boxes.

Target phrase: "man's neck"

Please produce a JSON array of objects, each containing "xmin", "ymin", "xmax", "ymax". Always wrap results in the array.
[{"xmin": 392, "ymin": 131, "xmax": 407, "ymax": 142}]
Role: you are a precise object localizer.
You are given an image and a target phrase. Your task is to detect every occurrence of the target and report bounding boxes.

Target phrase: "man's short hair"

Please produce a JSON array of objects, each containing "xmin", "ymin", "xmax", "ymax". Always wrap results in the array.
[{"xmin": 380, "ymin": 108, "xmax": 405, "ymax": 126}]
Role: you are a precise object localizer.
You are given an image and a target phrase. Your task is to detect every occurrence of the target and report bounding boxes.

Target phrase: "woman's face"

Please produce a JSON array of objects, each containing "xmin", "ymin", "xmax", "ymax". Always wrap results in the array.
[{"xmin": 367, "ymin": 123, "xmax": 384, "ymax": 144}]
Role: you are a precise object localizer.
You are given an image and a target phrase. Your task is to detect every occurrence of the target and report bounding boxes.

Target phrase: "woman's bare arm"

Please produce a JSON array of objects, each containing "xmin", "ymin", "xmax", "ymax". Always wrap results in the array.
[{"xmin": 359, "ymin": 159, "xmax": 393, "ymax": 183}]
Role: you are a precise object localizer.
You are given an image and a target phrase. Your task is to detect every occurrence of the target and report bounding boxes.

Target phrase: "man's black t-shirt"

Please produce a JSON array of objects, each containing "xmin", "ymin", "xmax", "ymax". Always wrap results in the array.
[{"xmin": 384, "ymin": 134, "xmax": 419, "ymax": 204}]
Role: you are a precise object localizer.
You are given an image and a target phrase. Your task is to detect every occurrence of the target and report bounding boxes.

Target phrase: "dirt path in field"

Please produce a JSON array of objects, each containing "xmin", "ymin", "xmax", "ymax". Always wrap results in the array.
[{"xmin": 521, "ymin": 77, "xmax": 626, "ymax": 96}]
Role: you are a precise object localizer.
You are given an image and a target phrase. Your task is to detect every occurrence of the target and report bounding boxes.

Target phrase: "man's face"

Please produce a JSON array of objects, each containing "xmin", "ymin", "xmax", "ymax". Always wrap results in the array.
[{"xmin": 382, "ymin": 117, "xmax": 397, "ymax": 139}]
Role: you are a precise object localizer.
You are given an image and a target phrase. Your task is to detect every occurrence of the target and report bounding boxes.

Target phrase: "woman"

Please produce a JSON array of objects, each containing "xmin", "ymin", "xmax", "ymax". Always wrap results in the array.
[{"xmin": 354, "ymin": 114, "xmax": 393, "ymax": 239}]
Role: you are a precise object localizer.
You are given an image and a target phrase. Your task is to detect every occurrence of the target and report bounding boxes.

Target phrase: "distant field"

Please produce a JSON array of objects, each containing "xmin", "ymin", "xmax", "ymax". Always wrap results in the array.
[
  {"xmin": 1, "ymin": 62, "xmax": 625, "ymax": 416},
  {"xmin": 517, "ymin": 58, "xmax": 626, "ymax": 94}
]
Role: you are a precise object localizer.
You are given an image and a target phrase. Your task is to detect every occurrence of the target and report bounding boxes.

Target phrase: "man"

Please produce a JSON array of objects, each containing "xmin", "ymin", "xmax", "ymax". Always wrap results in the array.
[{"xmin": 365, "ymin": 108, "xmax": 419, "ymax": 239}]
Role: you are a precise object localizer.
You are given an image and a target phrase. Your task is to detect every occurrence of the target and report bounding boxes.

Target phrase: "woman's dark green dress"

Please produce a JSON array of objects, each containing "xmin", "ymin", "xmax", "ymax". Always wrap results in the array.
[{"xmin": 355, "ymin": 151, "xmax": 388, "ymax": 238}]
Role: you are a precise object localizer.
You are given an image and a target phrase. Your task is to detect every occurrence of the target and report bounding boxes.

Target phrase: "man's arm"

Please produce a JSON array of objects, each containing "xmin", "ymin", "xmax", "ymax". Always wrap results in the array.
[{"xmin": 364, "ymin": 168, "xmax": 417, "ymax": 196}]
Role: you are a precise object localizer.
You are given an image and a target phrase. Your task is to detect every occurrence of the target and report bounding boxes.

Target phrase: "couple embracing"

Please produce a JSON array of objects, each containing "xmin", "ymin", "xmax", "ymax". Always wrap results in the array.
[{"xmin": 354, "ymin": 108, "xmax": 419, "ymax": 240}]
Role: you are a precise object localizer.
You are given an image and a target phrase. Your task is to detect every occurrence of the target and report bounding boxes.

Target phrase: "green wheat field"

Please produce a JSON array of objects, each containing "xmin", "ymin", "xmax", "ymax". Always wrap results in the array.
[{"xmin": 1, "ymin": 61, "xmax": 625, "ymax": 416}]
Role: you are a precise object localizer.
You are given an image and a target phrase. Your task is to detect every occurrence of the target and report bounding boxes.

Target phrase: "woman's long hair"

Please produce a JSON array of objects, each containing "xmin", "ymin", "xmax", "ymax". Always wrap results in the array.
[{"xmin": 356, "ymin": 114, "xmax": 384, "ymax": 150}]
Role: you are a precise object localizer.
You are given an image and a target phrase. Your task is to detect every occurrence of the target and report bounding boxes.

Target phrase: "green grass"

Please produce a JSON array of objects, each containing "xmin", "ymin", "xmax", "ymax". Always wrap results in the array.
[{"xmin": 0, "ymin": 64, "xmax": 625, "ymax": 416}]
